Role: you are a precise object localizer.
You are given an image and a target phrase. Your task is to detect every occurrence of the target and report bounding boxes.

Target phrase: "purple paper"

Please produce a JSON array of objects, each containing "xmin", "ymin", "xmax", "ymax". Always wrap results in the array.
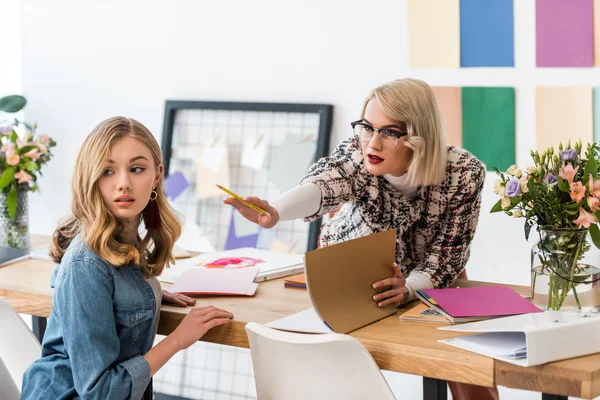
[
  {"xmin": 536, "ymin": 0, "xmax": 594, "ymax": 67},
  {"xmin": 423, "ymin": 286, "xmax": 542, "ymax": 317},
  {"xmin": 163, "ymin": 171, "xmax": 189, "ymax": 200},
  {"xmin": 224, "ymin": 211, "xmax": 259, "ymax": 250}
]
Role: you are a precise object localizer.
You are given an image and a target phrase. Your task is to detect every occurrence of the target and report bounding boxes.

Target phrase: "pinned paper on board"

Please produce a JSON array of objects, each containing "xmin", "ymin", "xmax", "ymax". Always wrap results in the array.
[
  {"xmin": 225, "ymin": 211, "xmax": 259, "ymax": 250},
  {"xmin": 241, "ymin": 136, "xmax": 268, "ymax": 170},
  {"xmin": 431, "ymin": 87, "xmax": 462, "ymax": 147},
  {"xmin": 407, "ymin": 0, "xmax": 460, "ymax": 68},
  {"xmin": 200, "ymin": 141, "xmax": 227, "ymax": 173},
  {"xmin": 163, "ymin": 171, "xmax": 189, "ymax": 201},
  {"xmin": 536, "ymin": 87, "xmax": 593, "ymax": 153},
  {"xmin": 459, "ymin": 0, "xmax": 514, "ymax": 67},
  {"xmin": 269, "ymin": 238, "xmax": 297, "ymax": 254},
  {"xmin": 195, "ymin": 146, "xmax": 230, "ymax": 199},
  {"xmin": 269, "ymin": 133, "xmax": 315, "ymax": 192},
  {"xmin": 595, "ymin": 0, "xmax": 600, "ymax": 66},
  {"xmin": 461, "ymin": 87, "xmax": 515, "ymax": 172},
  {"xmin": 175, "ymin": 221, "xmax": 216, "ymax": 253},
  {"xmin": 536, "ymin": 0, "xmax": 594, "ymax": 67}
]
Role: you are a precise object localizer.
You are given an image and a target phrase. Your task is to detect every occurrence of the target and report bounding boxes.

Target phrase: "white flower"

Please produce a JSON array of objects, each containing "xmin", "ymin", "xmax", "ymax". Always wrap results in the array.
[
  {"xmin": 512, "ymin": 210, "xmax": 523, "ymax": 218},
  {"xmin": 497, "ymin": 185, "xmax": 506, "ymax": 197},
  {"xmin": 493, "ymin": 179, "xmax": 502, "ymax": 194},
  {"xmin": 506, "ymin": 165, "xmax": 522, "ymax": 178},
  {"xmin": 501, "ymin": 196, "xmax": 511, "ymax": 209},
  {"xmin": 519, "ymin": 176, "xmax": 529, "ymax": 193},
  {"xmin": 526, "ymin": 166, "xmax": 537, "ymax": 174}
]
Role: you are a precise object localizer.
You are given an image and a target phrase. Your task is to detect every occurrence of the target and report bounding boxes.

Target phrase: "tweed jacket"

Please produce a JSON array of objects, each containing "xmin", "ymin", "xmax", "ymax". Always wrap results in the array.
[{"xmin": 299, "ymin": 136, "xmax": 486, "ymax": 288}]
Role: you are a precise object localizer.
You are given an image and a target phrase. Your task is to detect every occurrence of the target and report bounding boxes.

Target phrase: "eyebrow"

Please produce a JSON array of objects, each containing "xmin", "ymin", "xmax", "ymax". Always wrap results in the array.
[
  {"xmin": 108, "ymin": 156, "xmax": 149, "ymax": 164},
  {"xmin": 362, "ymin": 119, "xmax": 405, "ymax": 131}
]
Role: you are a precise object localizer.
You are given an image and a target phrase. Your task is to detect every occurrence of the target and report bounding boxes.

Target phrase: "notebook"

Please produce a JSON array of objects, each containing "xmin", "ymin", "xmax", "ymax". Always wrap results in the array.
[
  {"xmin": 416, "ymin": 286, "xmax": 542, "ymax": 324},
  {"xmin": 398, "ymin": 303, "xmax": 449, "ymax": 324},
  {"xmin": 168, "ymin": 266, "xmax": 259, "ymax": 296},
  {"xmin": 284, "ymin": 273, "xmax": 306, "ymax": 289}
]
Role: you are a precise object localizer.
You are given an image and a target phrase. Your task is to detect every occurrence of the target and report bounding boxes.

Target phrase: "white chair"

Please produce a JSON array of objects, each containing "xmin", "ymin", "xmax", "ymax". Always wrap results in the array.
[
  {"xmin": 245, "ymin": 322, "xmax": 396, "ymax": 400},
  {"xmin": 0, "ymin": 297, "xmax": 41, "ymax": 399}
]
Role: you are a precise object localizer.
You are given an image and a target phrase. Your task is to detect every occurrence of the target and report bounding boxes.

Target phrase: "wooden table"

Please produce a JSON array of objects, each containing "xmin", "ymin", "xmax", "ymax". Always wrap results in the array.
[{"xmin": 1, "ymin": 238, "xmax": 599, "ymax": 400}]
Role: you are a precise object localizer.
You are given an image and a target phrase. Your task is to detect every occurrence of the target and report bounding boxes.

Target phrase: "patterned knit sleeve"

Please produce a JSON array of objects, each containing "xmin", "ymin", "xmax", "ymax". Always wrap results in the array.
[
  {"xmin": 413, "ymin": 155, "xmax": 486, "ymax": 288},
  {"xmin": 298, "ymin": 136, "xmax": 368, "ymax": 222}
]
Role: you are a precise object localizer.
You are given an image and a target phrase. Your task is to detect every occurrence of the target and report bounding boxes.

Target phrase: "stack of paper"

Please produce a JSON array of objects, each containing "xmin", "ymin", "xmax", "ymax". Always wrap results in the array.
[
  {"xmin": 169, "ymin": 266, "xmax": 259, "ymax": 296},
  {"xmin": 159, "ymin": 248, "xmax": 304, "ymax": 284},
  {"xmin": 416, "ymin": 286, "xmax": 542, "ymax": 324},
  {"xmin": 443, "ymin": 332, "xmax": 527, "ymax": 360}
]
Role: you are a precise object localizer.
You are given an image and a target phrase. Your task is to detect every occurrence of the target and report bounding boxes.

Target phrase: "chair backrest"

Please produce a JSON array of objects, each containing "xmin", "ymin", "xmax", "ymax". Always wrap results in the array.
[
  {"xmin": 0, "ymin": 297, "xmax": 41, "ymax": 394},
  {"xmin": 245, "ymin": 322, "xmax": 396, "ymax": 400}
]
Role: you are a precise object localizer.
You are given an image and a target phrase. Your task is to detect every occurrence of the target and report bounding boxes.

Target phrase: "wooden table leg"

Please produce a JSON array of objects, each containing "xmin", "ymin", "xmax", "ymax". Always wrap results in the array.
[
  {"xmin": 423, "ymin": 377, "xmax": 447, "ymax": 400},
  {"xmin": 32, "ymin": 316, "xmax": 47, "ymax": 343},
  {"xmin": 541, "ymin": 394, "xmax": 567, "ymax": 400}
]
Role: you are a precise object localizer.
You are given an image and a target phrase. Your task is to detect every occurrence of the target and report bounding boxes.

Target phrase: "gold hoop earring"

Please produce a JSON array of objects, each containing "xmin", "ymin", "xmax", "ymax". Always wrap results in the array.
[{"xmin": 149, "ymin": 190, "xmax": 157, "ymax": 201}]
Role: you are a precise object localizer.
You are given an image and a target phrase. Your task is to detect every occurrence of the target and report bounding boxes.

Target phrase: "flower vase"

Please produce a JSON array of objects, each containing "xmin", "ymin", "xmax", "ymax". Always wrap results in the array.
[
  {"xmin": 0, "ymin": 189, "xmax": 30, "ymax": 249},
  {"xmin": 531, "ymin": 229, "xmax": 600, "ymax": 312}
]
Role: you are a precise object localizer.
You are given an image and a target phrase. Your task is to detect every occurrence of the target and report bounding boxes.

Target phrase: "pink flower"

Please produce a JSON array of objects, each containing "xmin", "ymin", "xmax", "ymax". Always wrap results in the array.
[
  {"xmin": 589, "ymin": 174, "xmax": 600, "ymax": 198},
  {"xmin": 570, "ymin": 181, "xmax": 586, "ymax": 202},
  {"xmin": 559, "ymin": 164, "xmax": 579, "ymax": 185},
  {"xmin": 14, "ymin": 170, "xmax": 33, "ymax": 184},
  {"xmin": 1, "ymin": 142, "xmax": 15, "ymax": 152},
  {"xmin": 23, "ymin": 148, "xmax": 39, "ymax": 159},
  {"xmin": 38, "ymin": 135, "xmax": 51, "ymax": 145},
  {"xmin": 574, "ymin": 207, "xmax": 598, "ymax": 229},
  {"xmin": 588, "ymin": 196, "xmax": 600, "ymax": 212},
  {"xmin": 16, "ymin": 139, "xmax": 27, "ymax": 149},
  {"xmin": 38, "ymin": 144, "xmax": 47, "ymax": 154},
  {"xmin": 5, "ymin": 146, "xmax": 20, "ymax": 166}
]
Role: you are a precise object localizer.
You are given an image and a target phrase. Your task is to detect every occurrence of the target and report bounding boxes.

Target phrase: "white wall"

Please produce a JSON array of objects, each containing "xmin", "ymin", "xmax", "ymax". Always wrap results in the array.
[
  {"xmin": 14, "ymin": 1, "xmax": 599, "ymax": 398},
  {"xmin": 0, "ymin": 0, "xmax": 22, "ymax": 95}
]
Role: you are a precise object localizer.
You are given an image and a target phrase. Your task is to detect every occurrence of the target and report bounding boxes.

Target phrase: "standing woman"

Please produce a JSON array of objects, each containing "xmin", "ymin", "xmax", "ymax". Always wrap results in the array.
[
  {"xmin": 21, "ymin": 117, "xmax": 233, "ymax": 399},
  {"xmin": 224, "ymin": 78, "xmax": 497, "ymax": 399}
]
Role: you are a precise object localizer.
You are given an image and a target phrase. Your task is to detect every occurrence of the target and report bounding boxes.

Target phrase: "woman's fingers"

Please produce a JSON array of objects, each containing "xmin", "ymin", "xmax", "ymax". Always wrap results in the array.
[
  {"xmin": 373, "ymin": 287, "xmax": 406, "ymax": 303},
  {"xmin": 372, "ymin": 277, "xmax": 404, "ymax": 288},
  {"xmin": 375, "ymin": 289, "xmax": 406, "ymax": 307},
  {"xmin": 200, "ymin": 310, "xmax": 235, "ymax": 323}
]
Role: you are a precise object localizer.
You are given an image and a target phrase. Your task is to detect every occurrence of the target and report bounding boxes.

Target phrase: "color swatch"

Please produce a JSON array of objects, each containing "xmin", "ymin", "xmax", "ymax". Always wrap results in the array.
[{"xmin": 460, "ymin": 0, "xmax": 514, "ymax": 67}]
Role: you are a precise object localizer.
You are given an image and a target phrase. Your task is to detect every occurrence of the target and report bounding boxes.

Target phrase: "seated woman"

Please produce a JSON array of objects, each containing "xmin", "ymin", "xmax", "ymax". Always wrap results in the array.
[
  {"xmin": 21, "ymin": 117, "xmax": 233, "ymax": 399},
  {"xmin": 224, "ymin": 78, "xmax": 498, "ymax": 400}
]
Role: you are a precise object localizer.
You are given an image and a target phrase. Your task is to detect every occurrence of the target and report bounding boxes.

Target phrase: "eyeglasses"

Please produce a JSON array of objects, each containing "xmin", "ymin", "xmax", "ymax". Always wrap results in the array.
[{"xmin": 351, "ymin": 120, "xmax": 407, "ymax": 149}]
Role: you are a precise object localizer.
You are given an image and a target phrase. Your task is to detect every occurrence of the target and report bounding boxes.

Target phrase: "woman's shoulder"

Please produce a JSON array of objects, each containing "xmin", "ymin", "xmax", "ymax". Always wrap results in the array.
[
  {"xmin": 445, "ymin": 145, "xmax": 486, "ymax": 180},
  {"xmin": 59, "ymin": 237, "xmax": 113, "ymax": 278}
]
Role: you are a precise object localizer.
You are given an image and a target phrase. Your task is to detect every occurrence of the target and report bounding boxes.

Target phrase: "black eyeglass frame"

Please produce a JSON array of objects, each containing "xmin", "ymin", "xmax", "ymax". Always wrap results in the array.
[{"xmin": 350, "ymin": 120, "xmax": 408, "ymax": 141}]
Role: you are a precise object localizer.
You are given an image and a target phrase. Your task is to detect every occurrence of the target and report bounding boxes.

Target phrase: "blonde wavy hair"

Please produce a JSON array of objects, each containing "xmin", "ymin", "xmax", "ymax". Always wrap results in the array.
[
  {"xmin": 362, "ymin": 78, "xmax": 447, "ymax": 187},
  {"xmin": 50, "ymin": 117, "xmax": 182, "ymax": 277}
]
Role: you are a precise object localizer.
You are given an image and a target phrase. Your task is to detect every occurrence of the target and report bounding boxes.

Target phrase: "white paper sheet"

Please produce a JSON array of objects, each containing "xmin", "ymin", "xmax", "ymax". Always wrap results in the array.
[{"xmin": 266, "ymin": 308, "xmax": 333, "ymax": 334}]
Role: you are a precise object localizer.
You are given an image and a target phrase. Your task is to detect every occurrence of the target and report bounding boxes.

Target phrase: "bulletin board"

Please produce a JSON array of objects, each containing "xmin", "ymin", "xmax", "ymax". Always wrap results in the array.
[{"xmin": 161, "ymin": 100, "xmax": 333, "ymax": 254}]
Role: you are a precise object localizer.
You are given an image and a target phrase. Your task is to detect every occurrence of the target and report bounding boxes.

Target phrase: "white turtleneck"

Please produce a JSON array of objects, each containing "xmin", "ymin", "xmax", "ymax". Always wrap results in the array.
[{"xmin": 270, "ymin": 174, "xmax": 434, "ymax": 303}]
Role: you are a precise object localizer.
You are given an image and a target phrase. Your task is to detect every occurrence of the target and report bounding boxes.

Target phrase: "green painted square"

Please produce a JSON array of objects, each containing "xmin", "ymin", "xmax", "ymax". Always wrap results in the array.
[{"xmin": 462, "ymin": 87, "xmax": 515, "ymax": 171}]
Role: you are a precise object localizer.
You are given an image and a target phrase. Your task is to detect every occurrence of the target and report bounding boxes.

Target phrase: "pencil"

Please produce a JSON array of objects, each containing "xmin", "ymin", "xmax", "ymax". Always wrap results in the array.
[{"xmin": 216, "ymin": 184, "xmax": 268, "ymax": 215}]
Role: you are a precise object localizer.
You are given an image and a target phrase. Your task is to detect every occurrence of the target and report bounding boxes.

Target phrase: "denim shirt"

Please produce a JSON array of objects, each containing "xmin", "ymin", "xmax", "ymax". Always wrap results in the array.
[{"xmin": 21, "ymin": 236, "xmax": 158, "ymax": 400}]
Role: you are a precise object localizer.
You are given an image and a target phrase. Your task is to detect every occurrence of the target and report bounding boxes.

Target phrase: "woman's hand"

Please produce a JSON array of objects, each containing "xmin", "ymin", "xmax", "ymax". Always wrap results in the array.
[
  {"xmin": 162, "ymin": 290, "xmax": 196, "ymax": 307},
  {"xmin": 372, "ymin": 263, "xmax": 406, "ymax": 307},
  {"xmin": 223, "ymin": 196, "xmax": 280, "ymax": 229},
  {"xmin": 170, "ymin": 306, "xmax": 234, "ymax": 350}
]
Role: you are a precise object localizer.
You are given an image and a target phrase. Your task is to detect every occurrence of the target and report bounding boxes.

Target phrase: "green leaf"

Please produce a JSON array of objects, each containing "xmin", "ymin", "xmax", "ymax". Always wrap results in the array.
[
  {"xmin": 10, "ymin": 130, "xmax": 18, "ymax": 143},
  {"xmin": 0, "ymin": 95, "xmax": 26, "ymax": 113},
  {"xmin": 0, "ymin": 168, "xmax": 15, "ymax": 190},
  {"xmin": 19, "ymin": 145, "xmax": 36, "ymax": 154},
  {"xmin": 7, "ymin": 184, "xmax": 17, "ymax": 220},
  {"xmin": 584, "ymin": 156, "xmax": 598, "ymax": 183},
  {"xmin": 25, "ymin": 161, "xmax": 39, "ymax": 171},
  {"xmin": 589, "ymin": 224, "xmax": 600, "ymax": 249},
  {"xmin": 524, "ymin": 221, "xmax": 532, "ymax": 241},
  {"xmin": 557, "ymin": 177, "xmax": 571, "ymax": 193},
  {"xmin": 490, "ymin": 199, "xmax": 503, "ymax": 213}
]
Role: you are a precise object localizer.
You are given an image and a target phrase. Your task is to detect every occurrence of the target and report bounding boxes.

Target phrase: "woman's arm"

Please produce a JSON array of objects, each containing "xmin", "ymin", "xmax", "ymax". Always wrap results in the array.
[
  {"xmin": 56, "ymin": 260, "xmax": 151, "ymax": 400},
  {"xmin": 411, "ymin": 158, "xmax": 486, "ymax": 288},
  {"xmin": 270, "ymin": 183, "xmax": 321, "ymax": 221}
]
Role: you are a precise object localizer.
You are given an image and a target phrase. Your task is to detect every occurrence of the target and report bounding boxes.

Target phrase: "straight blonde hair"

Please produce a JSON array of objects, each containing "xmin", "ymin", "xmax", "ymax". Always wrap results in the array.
[
  {"xmin": 362, "ymin": 78, "xmax": 447, "ymax": 187},
  {"xmin": 50, "ymin": 117, "xmax": 182, "ymax": 277}
]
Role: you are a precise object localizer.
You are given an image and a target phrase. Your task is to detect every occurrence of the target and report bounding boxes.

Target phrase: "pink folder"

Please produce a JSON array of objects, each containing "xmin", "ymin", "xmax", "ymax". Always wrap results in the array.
[
  {"xmin": 422, "ymin": 286, "xmax": 542, "ymax": 317},
  {"xmin": 169, "ymin": 267, "xmax": 259, "ymax": 296}
]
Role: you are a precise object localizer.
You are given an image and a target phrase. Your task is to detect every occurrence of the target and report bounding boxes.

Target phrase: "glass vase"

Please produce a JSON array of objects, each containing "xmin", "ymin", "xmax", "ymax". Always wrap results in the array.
[
  {"xmin": 531, "ymin": 228, "xmax": 600, "ymax": 312},
  {"xmin": 0, "ymin": 189, "xmax": 30, "ymax": 249}
]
